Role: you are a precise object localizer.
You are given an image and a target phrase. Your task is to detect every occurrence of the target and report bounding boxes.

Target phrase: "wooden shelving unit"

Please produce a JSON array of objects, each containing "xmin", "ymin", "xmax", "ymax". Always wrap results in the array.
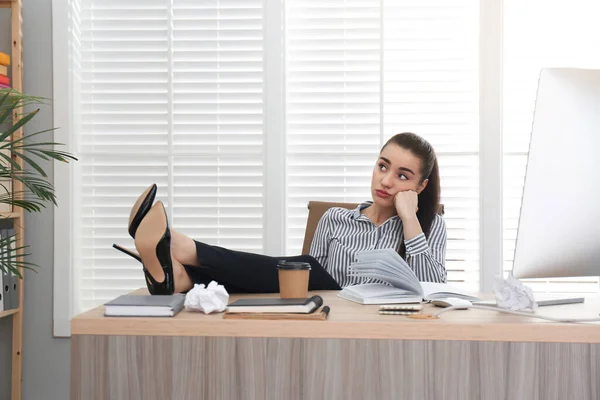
[
  {"xmin": 0, "ymin": 0, "xmax": 25, "ymax": 399},
  {"xmin": 1, "ymin": 212, "xmax": 21, "ymax": 220},
  {"xmin": 0, "ymin": 308, "xmax": 18, "ymax": 318}
]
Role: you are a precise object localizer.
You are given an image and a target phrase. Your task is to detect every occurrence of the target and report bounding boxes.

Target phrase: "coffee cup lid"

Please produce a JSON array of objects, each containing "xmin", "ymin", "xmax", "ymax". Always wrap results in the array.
[{"xmin": 277, "ymin": 261, "xmax": 311, "ymax": 270}]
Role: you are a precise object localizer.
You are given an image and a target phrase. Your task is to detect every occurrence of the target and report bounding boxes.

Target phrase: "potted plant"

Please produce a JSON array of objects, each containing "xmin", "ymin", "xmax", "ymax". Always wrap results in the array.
[{"xmin": 0, "ymin": 88, "xmax": 77, "ymax": 277}]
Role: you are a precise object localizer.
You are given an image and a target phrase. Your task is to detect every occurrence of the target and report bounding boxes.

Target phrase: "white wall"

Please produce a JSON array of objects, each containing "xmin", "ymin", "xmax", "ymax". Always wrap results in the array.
[{"xmin": 0, "ymin": 0, "xmax": 71, "ymax": 399}]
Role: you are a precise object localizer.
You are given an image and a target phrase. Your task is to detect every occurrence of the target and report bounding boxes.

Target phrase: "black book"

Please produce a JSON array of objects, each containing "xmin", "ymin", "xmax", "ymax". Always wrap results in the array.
[
  {"xmin": 104, "ymin": 294, "xmax": 185, "ymax": 317},
  {"xmin": 226, "ymin": 295, "xmax": 323, "ymax": 314}
]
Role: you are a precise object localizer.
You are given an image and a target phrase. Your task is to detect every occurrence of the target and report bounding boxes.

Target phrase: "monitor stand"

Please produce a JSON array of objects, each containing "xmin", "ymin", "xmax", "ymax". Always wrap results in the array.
[
  {"xmin": 532, "ymin": 293, "xmax": 584, "ymax": 306},
  {"xmin": 474, "ymin": 294, "xmax": 584, "ymax": 308}
]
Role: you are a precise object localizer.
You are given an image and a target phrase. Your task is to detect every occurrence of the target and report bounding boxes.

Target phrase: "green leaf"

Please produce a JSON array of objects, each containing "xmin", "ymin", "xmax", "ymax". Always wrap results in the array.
[
  {"xmin": 39, "ymin": 150, "xmax": 78, "ymax": 163},
  {"xmin": 0, "ymin": 234, "xmax": 39, "ymax": 278},
  {"xmin": 0, "ymin": 150, "xmax": 21, "ymax": 171},
  {"xmin": 0, "ymin": 99, "xmax": 19, "ymax": 125},
  {"xmin": 0, "ymin": 109, "xmax": 39, "ymax": 143},
  {"xmin": 11, "ymin": 150, "xmax": 47, "ymax": 177},
  {"xmin": 9, "ymin": 171, "xmax": 60, "ymax": 208},
  {"xmin": 0, "ymin": 90, "xmax": 11, "ymax": 108},
  {"xmin": 8, "ymin": 132, "xmax": 78, "ymax": 170},
  {"xmin": 6, "ymin": 128, "xmax": 58, "ymax": 149},
  {"xmin": 0, "ymin": 88, "xmax": 77, "ymax": 277}
]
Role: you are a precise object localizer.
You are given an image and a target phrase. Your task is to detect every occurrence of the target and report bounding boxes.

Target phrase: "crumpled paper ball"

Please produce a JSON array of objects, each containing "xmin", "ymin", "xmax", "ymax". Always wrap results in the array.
[
  {"xmin": 184, "ymin": 281, "xmax": 229, "ymax": 314},
  {"xmin": 493, "ymin": 274, "xmax": 538, "ymax": 311}
]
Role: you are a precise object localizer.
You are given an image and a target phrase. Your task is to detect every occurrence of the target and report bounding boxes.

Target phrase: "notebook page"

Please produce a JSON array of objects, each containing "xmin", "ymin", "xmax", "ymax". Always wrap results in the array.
[
  {"xmin": 348, "ymin": 264, "xmax": 421, "ymax": 293},
  {"xmin": 350, "ymin": 259, "xmax": 417, "ymax": 283},
  {"xmin": 355, "ymin": 249, "xmax": 420, "ymax": 290},
  {"xmin": 347, "ymin": 269, "xmax": 412, "ymax": 290},
  {"xmin": 420, "ymin": 282, "xmax": 480, "ymax": 301}
]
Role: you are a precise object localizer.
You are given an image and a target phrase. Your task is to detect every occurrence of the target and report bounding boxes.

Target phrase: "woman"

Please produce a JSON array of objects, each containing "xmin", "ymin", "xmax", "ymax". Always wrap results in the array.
[{"xmin": 113, "ymin": 132, "xmax": 447, "ymax": 295}]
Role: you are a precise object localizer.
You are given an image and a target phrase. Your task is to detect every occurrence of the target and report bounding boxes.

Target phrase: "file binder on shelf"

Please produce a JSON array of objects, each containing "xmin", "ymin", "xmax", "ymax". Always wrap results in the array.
[
  {"xmin": 0, "ymin": 266, "xmax": 4, "ymax": 312},
  {"xmin": 1, "ymin": 229, "xmax": 13, "ymax": 310},
  {"xmin": 2, "ymin": 270, "xmax": 9, "ymax": 311},
  {"xmin": 8, "ymin": 228, "xmax": 17, "ymax": 309},
  {"xmin": 0, "ymin": 148, "xmax": 13, "ymax": 213}
]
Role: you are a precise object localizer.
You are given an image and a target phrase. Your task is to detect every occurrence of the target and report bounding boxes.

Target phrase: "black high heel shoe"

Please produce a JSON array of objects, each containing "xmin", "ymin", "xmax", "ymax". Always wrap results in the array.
[
  {"xmin": 128, "ymin": 184, "xmax": 157, "ymax": 239},
  {"xmin": 134, "ymin": 201, "xmax": 174, "ymax": 295},
  {"xmin": 113, "ymin": 243, "xmax": 161, "ymax": 295},
  {"xmin": 112, "ymin": 243, "xmax": 141, "ymax": 262}
]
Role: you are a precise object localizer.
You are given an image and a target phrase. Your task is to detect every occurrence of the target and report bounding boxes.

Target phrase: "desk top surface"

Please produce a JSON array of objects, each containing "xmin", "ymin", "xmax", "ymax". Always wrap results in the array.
[{"xmin": 71, "ymin": 290, "xmax": 600, "ymax": 343}]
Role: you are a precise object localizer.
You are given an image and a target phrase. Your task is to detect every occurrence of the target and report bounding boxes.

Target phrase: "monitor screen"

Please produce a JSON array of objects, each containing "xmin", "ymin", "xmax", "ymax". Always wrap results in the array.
[{"xmin": 512, "ymin": 68, "xmax": 600, "ymax": 279}]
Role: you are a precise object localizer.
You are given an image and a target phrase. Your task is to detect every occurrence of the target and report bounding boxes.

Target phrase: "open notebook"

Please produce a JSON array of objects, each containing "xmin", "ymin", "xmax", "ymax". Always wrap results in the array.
[{"xmin": 339, "ymin": 249, "xmax": 480, "ymax": 305}]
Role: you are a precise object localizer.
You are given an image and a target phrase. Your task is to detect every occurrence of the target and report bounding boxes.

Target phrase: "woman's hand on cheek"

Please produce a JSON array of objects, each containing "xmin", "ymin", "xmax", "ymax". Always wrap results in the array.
[{"xmin": 394, "ymin": 190, "xmax": 419, "ymax": 220}]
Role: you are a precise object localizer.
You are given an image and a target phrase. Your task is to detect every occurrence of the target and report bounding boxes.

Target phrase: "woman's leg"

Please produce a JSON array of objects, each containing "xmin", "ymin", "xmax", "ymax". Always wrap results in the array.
[
  {"xmin": 171, "ymin": 230, "xmax": 201, "ymax": 267},
  {"xmin": 128, "ymin": 182, "xmax": 339, "ymax": 294},
  {"xmin": 170, "ymin": 229, "xmax": 341, "ymax": 294},
  {"xmin": 171, "ymin": 255, "xmax": 194, "ymax": 293}
]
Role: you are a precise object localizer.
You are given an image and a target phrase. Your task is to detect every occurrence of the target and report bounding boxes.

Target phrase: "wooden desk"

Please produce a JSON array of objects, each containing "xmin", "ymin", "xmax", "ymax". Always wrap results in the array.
[{"xmin": 71, "ymin": 291, "xmax": 600, "ymax": 400}]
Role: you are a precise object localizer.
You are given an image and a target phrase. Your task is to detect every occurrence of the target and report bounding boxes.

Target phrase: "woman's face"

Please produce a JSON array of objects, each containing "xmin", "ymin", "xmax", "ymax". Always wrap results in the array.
[{"xmin": 371, "ymin": 143, "xmax": 428, "ymax": 208}]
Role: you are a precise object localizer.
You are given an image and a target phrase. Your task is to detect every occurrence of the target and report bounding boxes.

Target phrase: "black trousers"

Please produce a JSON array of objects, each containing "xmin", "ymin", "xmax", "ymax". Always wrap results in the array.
[{"xmin": 182, "ymin": 241, "xmax": 341, "ymax": 294}]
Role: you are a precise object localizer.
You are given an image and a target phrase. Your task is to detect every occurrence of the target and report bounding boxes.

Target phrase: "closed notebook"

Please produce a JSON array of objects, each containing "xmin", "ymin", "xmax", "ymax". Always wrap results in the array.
[
  {"xmin": 224, "ymin": 306, "xmax": 330, "ymax": 320},
  {"xmin": 104, "ymin": 294, "xmax": 185, "ymax": 317},
  {"xmin": 226, "ymin": 295, "xmax": 323, "ymax": 314}
]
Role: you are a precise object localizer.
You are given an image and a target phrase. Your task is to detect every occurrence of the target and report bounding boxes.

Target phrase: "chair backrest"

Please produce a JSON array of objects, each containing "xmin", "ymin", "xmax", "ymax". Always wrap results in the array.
[{"xmin": 300, "ymin": 201, "xmax": 445, "ymax": 255}]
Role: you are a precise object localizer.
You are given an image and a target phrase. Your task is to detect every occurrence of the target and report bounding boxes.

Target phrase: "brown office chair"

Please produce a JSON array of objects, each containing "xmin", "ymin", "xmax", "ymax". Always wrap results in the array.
[{"xmin": 300, "ymin": 201, "xmax": 445, "ymax": 255}]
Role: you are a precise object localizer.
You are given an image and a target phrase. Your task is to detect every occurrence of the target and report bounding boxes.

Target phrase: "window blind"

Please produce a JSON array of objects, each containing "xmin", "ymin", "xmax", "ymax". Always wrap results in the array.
[
  {"xmin": 286, "ymin": 0, "xmax": 480, "ymax": 292},
  {"xmin": 285, "ymin": 1, "xmax": 381, "ymax": 254},
  {"xmin": 383, "ymin": 1, "xmax": 480, "ymax": 291},
  {"xmin": 75, "ymin": 0, "xmax": 264, "ymax": 313},
  {"xmin": 503, "ymin": 0, "xmax": 600, "ymax": 294},
  {"xmin": 67, "ymin": 0, "xmax": 600, "ymax": 315}
]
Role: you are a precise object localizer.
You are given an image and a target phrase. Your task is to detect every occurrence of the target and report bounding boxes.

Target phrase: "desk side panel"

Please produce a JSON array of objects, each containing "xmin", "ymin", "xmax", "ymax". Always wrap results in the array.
[{"xmin": 71, "ymin": 335, "xmax": 600, "ymax": 400}]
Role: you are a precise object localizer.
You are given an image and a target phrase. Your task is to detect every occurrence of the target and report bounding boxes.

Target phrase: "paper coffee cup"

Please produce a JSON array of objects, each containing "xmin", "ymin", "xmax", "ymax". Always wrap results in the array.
[{"xmin": 277, "ymin": 261, "xmax": 311, "ymax": 298}]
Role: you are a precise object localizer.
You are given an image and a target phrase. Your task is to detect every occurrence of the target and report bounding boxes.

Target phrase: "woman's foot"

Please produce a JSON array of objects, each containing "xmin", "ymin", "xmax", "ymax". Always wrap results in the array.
[
  {"xmin": 134, "ymin": 201, "xmax": 175, "ymax": 294},
  {"xmin": 128, "ymin": 184, "xmax": 157, "ymax": 238},
  {"xmin": 113, "ymin": 242, "xmax": 193, "ymax": 293}
]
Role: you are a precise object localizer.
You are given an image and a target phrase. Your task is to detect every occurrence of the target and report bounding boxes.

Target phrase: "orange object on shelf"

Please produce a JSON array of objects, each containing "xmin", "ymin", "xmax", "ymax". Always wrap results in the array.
[{"xmin": 0, "ymin": 52, "xmax": 10, "ymax": 66}]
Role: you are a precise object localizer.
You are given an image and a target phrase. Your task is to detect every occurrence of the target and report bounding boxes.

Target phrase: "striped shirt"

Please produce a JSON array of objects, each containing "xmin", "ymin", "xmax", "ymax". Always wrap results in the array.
[{"xmin": 309, "ymin": 203, "xmax": 447, "ymax": 287}]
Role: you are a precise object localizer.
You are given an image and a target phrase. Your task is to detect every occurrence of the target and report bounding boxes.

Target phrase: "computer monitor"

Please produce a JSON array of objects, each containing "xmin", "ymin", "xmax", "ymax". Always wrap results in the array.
[{"xmin": 512, "ymin": 68, "xmax": 600, "ymax": 280}]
